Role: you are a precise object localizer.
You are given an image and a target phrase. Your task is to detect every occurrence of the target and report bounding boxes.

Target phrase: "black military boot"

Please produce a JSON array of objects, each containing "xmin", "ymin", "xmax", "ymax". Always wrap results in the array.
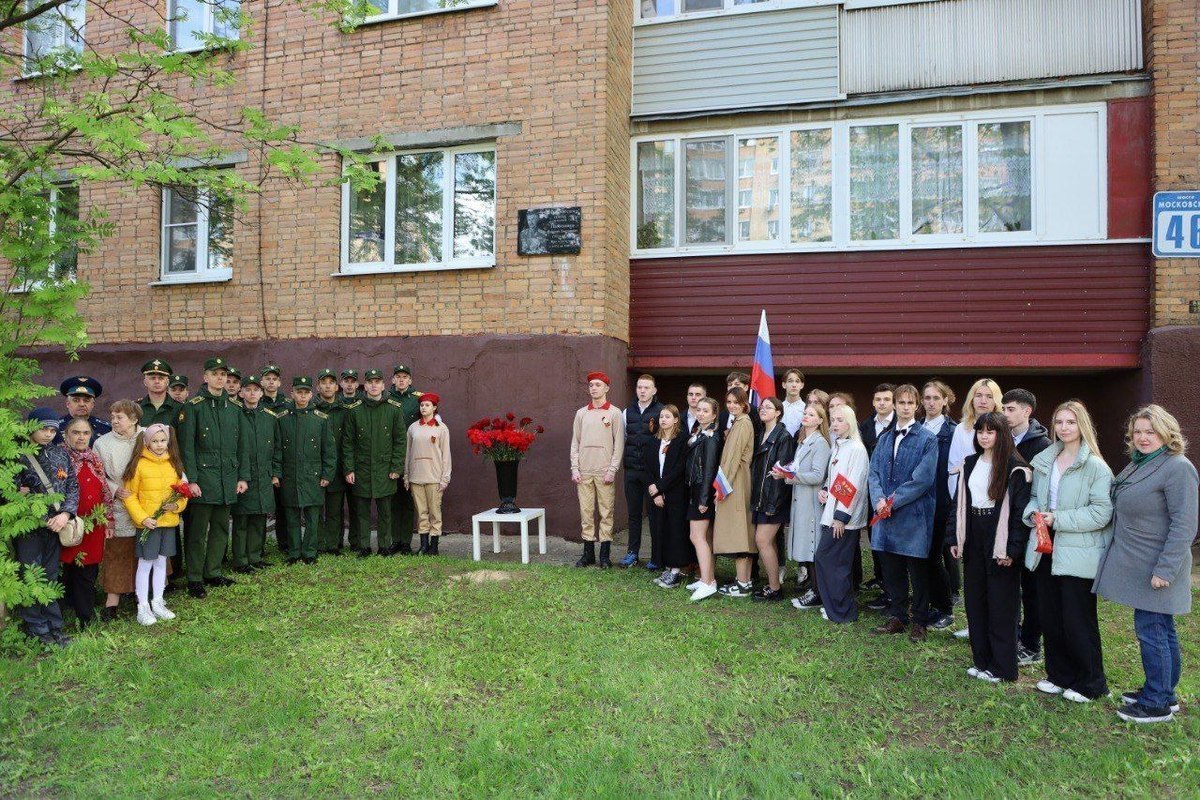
[
  {"xmin": 418, "ymin": 533, "xmax": 430, "ymax": 554},
  {"xmin": 574, "ymin": 541, "xmax": 596, "ymax": 568},
  {"xmin": 429, "ymin": 535, "xmax": 440, "ymax": 555},
  {"xmin": 598, "ymin": 542, "xmax": 613, "ymax": 569}
]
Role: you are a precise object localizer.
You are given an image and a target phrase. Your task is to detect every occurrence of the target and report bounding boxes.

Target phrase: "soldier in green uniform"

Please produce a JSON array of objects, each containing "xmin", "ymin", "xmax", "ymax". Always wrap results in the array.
[
  {"xmin": 138, "ymin": 359, "xmax": 182, "ymax": 427},
  {"xmin": 339, "ymin": 368, "xmax": 362, "ymax": 404},
  {"xmin": 274, "ymin": 376, "xmax": 336, "ymax": 564},
  {"xmin": 316, "ymin": 368, "xmax": 353, "ymax": 554},
  {"xmin": 226, "ymin": 367, "xmax": 243, "ymax": 398},
  {"xmin": 177, "ymin": 357, "xmax": 248, "ymax": 598},
  {"xmin": 261, "ymin": 363, "xmax": 287, "ymax": 410},
  {"xmin": 168, "ymin": 374, "xmax": 189, "ymax": 404},
  {"xmin": 232, "ymin": 374, "xmax": 280, "ymax": 572},
  {"xmin": 389, "ymin": 364, "xmax": 422, "ymax": 554},
  {"xmin": 342, "ymin": 368, "xmax": 406, "ymax": 556}
]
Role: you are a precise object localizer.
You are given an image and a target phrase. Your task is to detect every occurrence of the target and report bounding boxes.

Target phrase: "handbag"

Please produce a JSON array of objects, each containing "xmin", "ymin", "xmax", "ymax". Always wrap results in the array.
[
  {"xmin": 1032, "ymin": 511, "xmax": 1053, "ymax": 555},
  {"xmin": 24, "ymin": 454, "xmax": 86, "ymax": 547}
]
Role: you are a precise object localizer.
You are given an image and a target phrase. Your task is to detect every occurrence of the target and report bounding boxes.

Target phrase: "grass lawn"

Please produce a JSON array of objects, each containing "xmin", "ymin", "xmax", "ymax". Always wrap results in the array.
[{"xmin": 1, "ymin": 548, "xmax": 1197, "ymax": 798}]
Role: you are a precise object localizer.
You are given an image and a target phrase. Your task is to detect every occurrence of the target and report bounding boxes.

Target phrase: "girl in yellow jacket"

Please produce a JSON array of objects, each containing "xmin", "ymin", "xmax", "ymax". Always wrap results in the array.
[{"xmin": 122, "ymin": 424, "xmax": 189, "ymax": 626}]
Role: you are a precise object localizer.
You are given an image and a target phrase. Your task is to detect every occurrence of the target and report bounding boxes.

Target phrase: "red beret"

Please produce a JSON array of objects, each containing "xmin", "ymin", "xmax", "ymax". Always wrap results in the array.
[
  {"xmin": 586, "ymin": 371, "xmax": 610, "ymax": 385},
  {"xmin": 420, "ymin": 393, "xmax": 440, "ymax": 407}
]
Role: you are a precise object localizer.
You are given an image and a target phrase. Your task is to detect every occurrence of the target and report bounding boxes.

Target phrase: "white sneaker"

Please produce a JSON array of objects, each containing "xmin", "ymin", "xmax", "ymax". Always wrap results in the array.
[
  {"xmin": 820, "ymin": 608, "xmax": 829, "ymax": 621},
  {"xmin": 1036, "ymin": 680, "xmax": 1064, "ymax": 695},
  {"xmin": 689, "ymin": 582, "xmax": 719, "ymax": 602},
  {"xmin": 953, "ymin": 627, "xmax": 971, "ymax": 639},
  {"xmin": 778, "ymin": 566, "xmax": 787, "ymax": 585},
  {"xmin": 1062, "ymin": 689, "xmax": 1093, "ymax": 703},
  {"xmin": 967, "ymin": 667, "xmax": 980, "ymax": 678},
  {"xmin": 685, "ymin": 579, "xmax": 703, "ymax": 591},
  {"xmin": 136, "ymin": 603, "xmax": 157, "ymax": 626},
  {"xmin": 150, "ymin": 599, "xmax": 176, "ymax": 620},
  {"xmin": 976, "ymin": 670, "xmax": 1002, "ymax": 684}
]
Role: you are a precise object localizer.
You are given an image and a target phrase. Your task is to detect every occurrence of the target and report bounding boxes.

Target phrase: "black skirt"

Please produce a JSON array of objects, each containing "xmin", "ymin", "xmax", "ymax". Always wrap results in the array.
[
  {"xmin": 658, "ymin": 490, "xmax": 696, "ymax": 568},
  {"xmin": 752, "ymin": 509, "xmax": 788, "ymax": 526},
  {"xmin": 687, "ymin": 484, "xmax": 714, "ymax": 521}
]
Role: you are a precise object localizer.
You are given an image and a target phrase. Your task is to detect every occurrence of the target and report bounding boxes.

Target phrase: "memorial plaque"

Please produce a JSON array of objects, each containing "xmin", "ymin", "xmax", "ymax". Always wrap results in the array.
[{"xmin": 518, "ymin": 206, "xmax": 582, "ymax": 255}]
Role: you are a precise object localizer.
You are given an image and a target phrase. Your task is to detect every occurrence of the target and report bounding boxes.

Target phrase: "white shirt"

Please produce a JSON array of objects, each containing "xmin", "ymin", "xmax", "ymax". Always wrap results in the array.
[
  {"xmin": 1049, "ymin": 461, "xmax": 1062, "ymax": 510},
  {"xmin": 923, "ymin": 415, "xmax": 947, "ymax": 436},
  {"xmin": 658, "ymin": 440, "xmax": 668, "ymax": 475},
  {"xmin": 968, "ymin": 460, "xmax": 995, "ymax": 509},
  {"xmin": 781, "ymin": 399, "xmax": 806, "ymax": 437},
  {"xmin": 685, "ymin": 409, "xmax": 700, "ymax": 435},
  {"xmin": 892, "ymin": 421, "xmax": 916, "ymax": 458},
  {"xmin": 947, "ymin": 421, "xmax": 976, "ymax": 497},
  {"xmin": 875, "ymin": 412, "xmax": 895, "ymax": 438}
]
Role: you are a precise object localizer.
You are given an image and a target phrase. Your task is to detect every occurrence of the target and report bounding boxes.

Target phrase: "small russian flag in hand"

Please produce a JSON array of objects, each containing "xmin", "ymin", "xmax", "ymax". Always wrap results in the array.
[{"xmin": 713, "ymin": 467, "xmax": 734, "ymax": 501}]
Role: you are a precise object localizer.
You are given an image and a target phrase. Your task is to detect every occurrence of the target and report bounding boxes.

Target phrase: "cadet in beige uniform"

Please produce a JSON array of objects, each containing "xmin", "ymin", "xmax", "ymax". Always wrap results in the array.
[
  {"xmin": 404, "ymin": 393, "xmax": 451, "ymax": 556},
  {"xmin": 570, "ymin": 371, "xmax": 626, "ymax": 568}
]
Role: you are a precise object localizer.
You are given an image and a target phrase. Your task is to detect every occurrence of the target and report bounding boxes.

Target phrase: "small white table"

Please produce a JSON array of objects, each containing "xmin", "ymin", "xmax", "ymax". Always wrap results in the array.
[{"xmin": 471, "ymin": 507, "xmax": 547, "ymax": 564}]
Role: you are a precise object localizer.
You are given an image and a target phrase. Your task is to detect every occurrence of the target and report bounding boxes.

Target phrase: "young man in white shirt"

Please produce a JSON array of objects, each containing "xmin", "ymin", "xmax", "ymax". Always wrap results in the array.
[{"xmin": 684, "ymin": 382, "xmax": 707, "ymax": 435}]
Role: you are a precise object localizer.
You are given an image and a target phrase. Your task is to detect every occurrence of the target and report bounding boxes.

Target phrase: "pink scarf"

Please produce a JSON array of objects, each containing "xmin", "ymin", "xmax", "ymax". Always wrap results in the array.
[{"xmin": 68, "ymin": 446, "xmax": 115, "ymax": 527}]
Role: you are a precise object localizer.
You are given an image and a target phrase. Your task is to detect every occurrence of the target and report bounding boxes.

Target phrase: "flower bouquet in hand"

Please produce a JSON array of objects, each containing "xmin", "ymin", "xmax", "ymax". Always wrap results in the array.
[
  {"xmin": 466, "ymin": 413, "xmax": 544, "ymax": 462},
  {"xmin": 137, "ymin": 481, "xmax": 199, "ymax": 542}
]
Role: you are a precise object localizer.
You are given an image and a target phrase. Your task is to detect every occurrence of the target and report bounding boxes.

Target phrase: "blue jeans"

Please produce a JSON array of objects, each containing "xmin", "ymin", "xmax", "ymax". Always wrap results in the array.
[{"xmin": 1133, "ymin": 608, "xmax": 1181, "ymax": 709}]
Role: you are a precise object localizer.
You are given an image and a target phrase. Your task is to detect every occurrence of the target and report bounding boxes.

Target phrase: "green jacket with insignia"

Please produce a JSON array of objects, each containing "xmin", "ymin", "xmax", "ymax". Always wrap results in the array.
[
  {"xmin": 275, "ymin": 406, "xmax": 336, "ymax": 507},
  {"xmin": 389, "ymin": 387, "xmax": 421, "ymax": 427},
  {"xmin": 316, "ymin": 398, "xmax": 350, "ymax": 491},
  {"xmin": 177, "ymin": 387, "xmax": 248, "ymax": 506},
  {"xmin": 234, "ymin": 405, "xmax": 279, "ymax": 515},
  {"xmin": 139, "ymin": 395, "xmax": 183, "ymax": 428},
  {"xmin": 341, "ymin": 396, "xmax": 406, "ymax": 498}
]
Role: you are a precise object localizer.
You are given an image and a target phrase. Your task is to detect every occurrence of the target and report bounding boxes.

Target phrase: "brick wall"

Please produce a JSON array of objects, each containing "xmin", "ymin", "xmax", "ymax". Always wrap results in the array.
[
  {"xmin": 1146, "ymin": 0, "xmax": 1200, "ymax": 325},
  {"xmin": 8, "ymin": 0, "xmax": 633, "ymax": 346}
]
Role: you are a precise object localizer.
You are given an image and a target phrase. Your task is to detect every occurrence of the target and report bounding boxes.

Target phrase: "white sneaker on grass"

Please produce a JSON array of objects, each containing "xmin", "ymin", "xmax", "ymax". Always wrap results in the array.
[
  {"xmin": 967, "ymin": 667, "xmax": 980, "ymax": 678},
  {"xmin": 975, "ymin": 670, "xmax": 1002, "ymax": 684},
  {"xmin": 685, "ymin": 579, "xmax": 703, "ymax": 592},
  {"xmin": 689, "ymin": 582, "xmax": 719, "ymax": 602},
  {"xmin": 953, "ymin": 627, "xmax": 970, "ymax": 639},
  {"xmin": 1036, "ymin": 680, "xmax": 1064, "ymax": 695},
  {"xmin": 1062, "ymin": 689, "xmax": 1095, "ymax": 703},
  {"xmin": 820, "ymin": 608, "xmax": 829, "ymax": 621},
  {"xmin": 136, "ymin": 603, "xmax": 157, "ymax": 626},
  {"xmin": 150, "ymin": 599, "xmax": 176, "ymax": 620}
]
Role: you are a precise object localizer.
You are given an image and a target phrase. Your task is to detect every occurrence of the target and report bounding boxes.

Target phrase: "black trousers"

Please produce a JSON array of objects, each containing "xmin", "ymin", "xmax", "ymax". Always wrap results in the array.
[
  {"xmin": 624, "ymin": 470, "xmax": 658, "ymax": 557},
  {"xmin": 925, "ymin": 511, "xmax": 953, "ymax": 620},
  {"xmin": 15, "ymin": 529, "xmax": 63, "ymax": 636},
  {"xmin": 963, "ymin": 511, "xmax": 1020, "ymax": 680},
  {"xmin": 1019, "ymin": 567, "xmax": 1041, "ymax": 651},
  {"xmin": 60, "ymin": 562, "xmax": 99, "ymax": 627},
  {"xmin": 1034, "ymin": 554, "xmax": 1108, "ymax": 698},
  {"xmin": 880, "ymin": 551, "xmax": 929, "ymax": 625},
  {"xmin": 815, "ymin": 525, "xmax": 860, "ymax": 623}
]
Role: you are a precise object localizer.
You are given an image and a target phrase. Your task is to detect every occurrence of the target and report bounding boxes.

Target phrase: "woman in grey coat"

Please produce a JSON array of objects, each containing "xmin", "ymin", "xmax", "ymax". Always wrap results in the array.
[
  {"xmin": 785, "ymin": 403, "xmax": 830, "ymax": 606},
  {"xmin": 1095, "ymin": 405, "xmax": 1198, "ymax": 724}
]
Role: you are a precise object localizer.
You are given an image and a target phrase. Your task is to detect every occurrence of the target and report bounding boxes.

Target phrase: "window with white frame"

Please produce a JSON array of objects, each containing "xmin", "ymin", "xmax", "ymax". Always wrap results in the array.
[
  {"xmin": 168, "ymin": 0, "xmax": 241, "ymax": 51},
  {"xmin": 639, "ymin": 0, "xmax": 815, "ymax": 22},
  {"xmin": 342, "ymin": 144, "xmax": 496, "ymax": 273},
  {"xmin": 23, "ymin": 0, "xmax": 84, "ymax": 71},
  {"xmin": 160, "ymin": 186, "xmax": 233, "ymax": 282},
  {"xmin": 632, "ymin": 104, "xmax": 1106, "ymax": 254},
  {"xmin": 12, "ymin": 184, "xmax": 80, "ymax": 291},
  {"xmin": 361, "ymin": 0, "xmax": 495, "ymax": 24}
]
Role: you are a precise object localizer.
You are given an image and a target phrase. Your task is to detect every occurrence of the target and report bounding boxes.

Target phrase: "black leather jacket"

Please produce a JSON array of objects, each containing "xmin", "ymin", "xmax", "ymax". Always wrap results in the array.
[
  {"xmin": 750, "ymin": 424, "xmax": 797, "ymax": 515},
  {"xmin": 685, "ymin": 424, "xmax": 722, "ymax": 507}
]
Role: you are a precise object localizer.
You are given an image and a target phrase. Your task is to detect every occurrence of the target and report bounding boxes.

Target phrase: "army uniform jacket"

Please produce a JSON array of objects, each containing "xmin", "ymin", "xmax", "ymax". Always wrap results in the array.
[
  {"xmin": 275, "ymin": 406, "xmax": 336, "ymax": 508},
  {"xmin": 138, "ymin": 395, "xmax": 182, "ymax": 429},
  {"xmin": 316, "ymin": 398, "xmax": 351, "ymax": 492},
  {"xmin": 341, "ymin": 396, "xmax": 406, "ymax": 499},
  {"xmin": 234, "ymin": 404, "xmax": 280, "ymax": 516},
  {"xmin": 389, "ymin": 387, "xmax": 421, "ymax": 427},
  {"xmin": 177, "ymin": 387, "xmax": 248, "ymax": 506}
]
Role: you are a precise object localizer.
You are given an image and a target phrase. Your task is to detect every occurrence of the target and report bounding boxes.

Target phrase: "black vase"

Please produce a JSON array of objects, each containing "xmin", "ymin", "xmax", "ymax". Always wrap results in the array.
[{"xmin": 494, "ymin": 460, "xmax": 521, "ymax": 514}]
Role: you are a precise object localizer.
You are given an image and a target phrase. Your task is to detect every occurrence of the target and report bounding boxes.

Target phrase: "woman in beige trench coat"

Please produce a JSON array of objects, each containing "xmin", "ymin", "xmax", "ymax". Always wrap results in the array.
[{"xmin": 714, "ymin": 387, "xmax": 756, "ymax": 596}]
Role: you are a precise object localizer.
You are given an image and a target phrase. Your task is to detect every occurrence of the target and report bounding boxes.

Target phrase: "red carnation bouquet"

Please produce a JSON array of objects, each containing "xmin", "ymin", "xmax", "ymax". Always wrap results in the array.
[
  {"xmin": 137, "ymin": 481, "xmax": 200, "ymax": 542},
  {"xmin": 466, "ymin": 413, "xmax": 544, "ymax": 462}
]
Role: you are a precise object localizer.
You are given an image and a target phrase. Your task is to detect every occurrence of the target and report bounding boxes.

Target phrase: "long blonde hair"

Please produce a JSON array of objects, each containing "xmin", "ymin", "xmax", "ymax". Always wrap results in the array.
[
  {"xmin": 1051, "ymin": 399, "xmax": 1105, "ymax": 466},
  {"xmin": 1124, "ymin": 404, "xmax": 1187, "ymax": 457},
  {"xmin": 803, "ymin": 402, "xmax": 830, "ymax": 441},
  {"xmin": 961, "ymin": 378, "xmax": 1003, "ymax": 427},
  {"xmin": 830, "ymin": 404, "xmax": 861, "ymax": 442}
]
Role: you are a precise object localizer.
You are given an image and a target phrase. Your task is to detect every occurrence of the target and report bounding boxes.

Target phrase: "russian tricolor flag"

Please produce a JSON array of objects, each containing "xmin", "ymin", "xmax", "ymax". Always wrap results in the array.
[
  {"xmin": 713, "ymin": 467, "xmax": 734, "ymax": 501},
  {"xmin": 749, "ymin": 309, "xmax": 776, "ymax": 407}
]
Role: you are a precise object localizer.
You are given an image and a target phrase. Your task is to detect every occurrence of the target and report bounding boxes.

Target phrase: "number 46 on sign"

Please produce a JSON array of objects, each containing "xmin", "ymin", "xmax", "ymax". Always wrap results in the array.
[{"xmin": 1153, "ymin": 192, "xmax": 1200, "ymax": 257}]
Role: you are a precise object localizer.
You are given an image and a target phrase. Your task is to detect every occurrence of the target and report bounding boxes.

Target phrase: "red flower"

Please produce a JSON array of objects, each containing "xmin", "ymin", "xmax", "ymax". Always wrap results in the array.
[
  {"xmin": 520, "ymin": 417, "xmax": 532, "ymax": 427},
  {"xmin": 535, "ymin": 425, "xmax": 545, "ymax": 434},
  {"xmin": 491, "ymin": 417, "xmax": 503, "ymax": 428},
  {"xmin": 506, "ymin": 412, "xmax": 516, "ymax": 421}
]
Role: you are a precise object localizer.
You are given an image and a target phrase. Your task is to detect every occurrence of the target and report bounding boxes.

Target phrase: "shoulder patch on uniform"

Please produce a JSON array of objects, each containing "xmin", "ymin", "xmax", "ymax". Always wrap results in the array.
[
  {"xmin": 387, "ymin": 398, "xmax": 405, "ymax": 409},
  {"xmin": 177, "ymin": 411, "xmax": 185, "ymax": 423},
  {"xmin": 229, "ymin": 397, "xmax": 243, "ymax": 408},
  {"xmin": 413, "ymin": 391, "xmax": 424, "ymax": 397},
  {"xmin": 271, "ymin": 408, "xmax": 288, "ymax": 418},
  {"xmin": 313, "ymin": 410, "xmax": 328, "ymax": 419},
  {"xmin": 188, "ymin": 396, "xmax": 205, "ymax": 405},
  {"xmin": 345, "ymin": 400, "xmax": 362, "ymax": 409}
]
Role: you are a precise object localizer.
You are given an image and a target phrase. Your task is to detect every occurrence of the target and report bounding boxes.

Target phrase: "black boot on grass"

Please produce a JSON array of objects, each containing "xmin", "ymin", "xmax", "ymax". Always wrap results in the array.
[{"xmin": 575, "ymin": 541, "xmax": 596, "ymax": 568}]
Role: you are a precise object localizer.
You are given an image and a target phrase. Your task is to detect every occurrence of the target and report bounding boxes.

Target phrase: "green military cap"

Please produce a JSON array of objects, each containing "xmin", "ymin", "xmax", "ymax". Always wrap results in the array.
[
  {"xmin": 292, "ymin": 376, "xmax": 314, "ymax": 389},
  {"xmin": 316, "ymin": 368, "xmax": 337, "ymax": 381},
  {"xmin": 169, "ymin": 374, "xmax": 188, "ymax": 388},
  {"xmin": 262, "ymin": 363, "xmax": 282, "ymax": 376},
  {"xmin": 363, "ymin": 368, "xmax": 384, "ymax": 380},
  {"xmin": 227, "ymin": 367, "xmax": 243, "ymax": 380},
  {"xmin": 242, "ymin": 372, "xmax": 263, "ymax": 388},
  {"xmin": 393, "ymin": 364, "xmax": 412, "ymax": 376},
  {"xmin": 203, "ymin": 357, "xmax": 228, "ymax": 371},
  {"xmin": 340, "ymin": 369, "xmax": 359, "ymax": 379},
  {"xmin": 141, "ymin": 358, "xmax": 172, "ymax": 376}
]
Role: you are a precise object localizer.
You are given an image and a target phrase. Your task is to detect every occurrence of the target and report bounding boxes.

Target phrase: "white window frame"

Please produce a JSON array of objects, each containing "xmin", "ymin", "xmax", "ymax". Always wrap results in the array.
[
  {"xmin": 630, "ymin": 102, "xmax": 1109, "ymax": 257},
  {"xmin": 167, "ymin": 0, "xmax": 241, "ymax": 53},
  {"xmin": 339, "ymin": 142, "xmax": 497, "ymax": 276},
  {"xmin": 10, "ymin": 183, "xmax": 79, "ymax": 293},
  {"xmin": 22, "ymin": 0, "xmax": 85, "ymax": 75},
  {"xmin": 359, "ymin": 0, "xmax": 496, "ymax": 26},
  {"xmin": 158, "ymin": 187, "xmax": 233, "ymax": 284},
  {"xmin": 636, "ymin": 0, "xmax": 836, "ymax": 25}
]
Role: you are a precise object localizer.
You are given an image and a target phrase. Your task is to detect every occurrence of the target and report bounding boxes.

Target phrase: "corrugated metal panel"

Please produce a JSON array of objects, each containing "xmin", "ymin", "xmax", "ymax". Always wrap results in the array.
[
  {"xmin": 842, "ymin": 0, "xmax": 1143, "ymax": 94},
  {"xmin": 628, "ymin": 244, "xmax": 1151, "ymax": 368},
  {"xmin": 632, "ymin": 7, "xmax": 840, "ymax": 117}
]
